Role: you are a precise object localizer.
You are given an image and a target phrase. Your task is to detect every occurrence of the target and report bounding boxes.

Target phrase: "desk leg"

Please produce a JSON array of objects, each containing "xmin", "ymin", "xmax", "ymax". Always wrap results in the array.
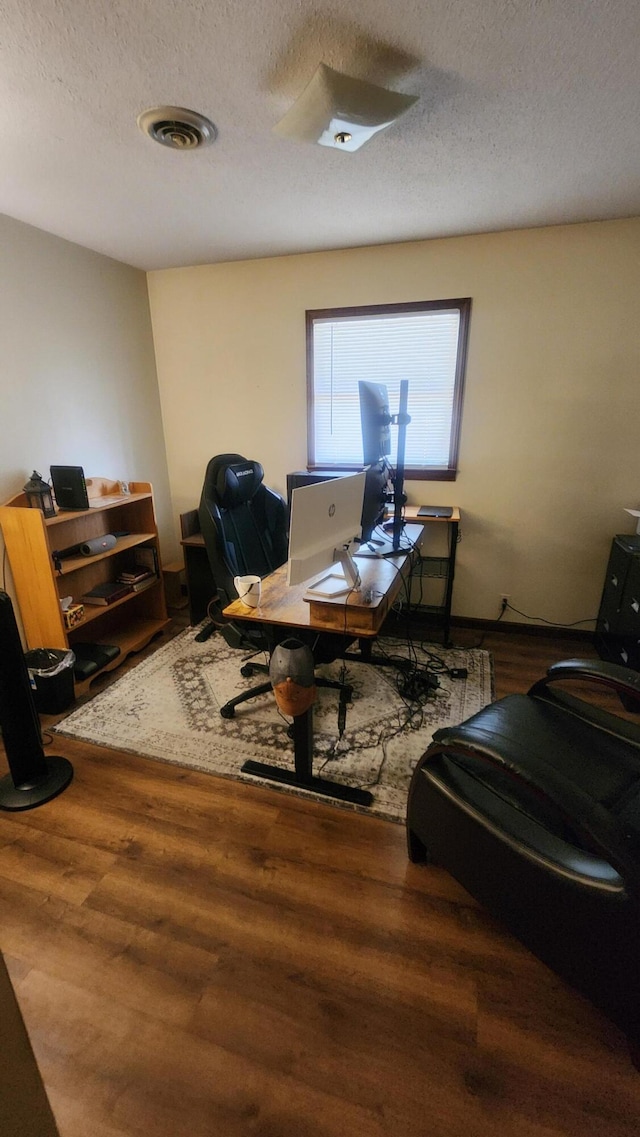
[
  {"xmin": 241, "ymin": 706, "xmax": 373, "ymax": 807},
  {"xmin": 442, "ymin": 520, "xmax": 459, "ymax": 646}
]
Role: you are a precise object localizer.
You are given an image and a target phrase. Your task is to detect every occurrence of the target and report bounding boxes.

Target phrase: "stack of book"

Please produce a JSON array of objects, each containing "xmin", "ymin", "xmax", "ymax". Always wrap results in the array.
[
  {"xmin": 81, "ymin": 547, "xmax": 159, "ymax": 607},
  {"xmin": 81, "ymin": 581, "xmax": 132, "ymax": 606},
  {"xmin": 117, "ymin": 568, "xmax": 158, "ymax": 595},
  {"xmin": 117, "ymin": 558, "xmax": 158, "ymax": 593}
]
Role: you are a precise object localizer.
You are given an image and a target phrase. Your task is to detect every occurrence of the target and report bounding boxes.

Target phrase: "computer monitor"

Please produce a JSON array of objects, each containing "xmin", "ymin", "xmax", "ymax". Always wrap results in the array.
[
  {"xmin": 287, "ymin": 470, "xmax": 367, "ymax": 597},
  {"xmin": 359, "ymin": 381, "xmax": 392, "ymax": 465},
  {"xmin": 360, "ymin": 459, "xmax": 390, "ymax": 543},
  {"xmin": 357, "ymin": 379, "xmax": 411, "ymax": 555}
]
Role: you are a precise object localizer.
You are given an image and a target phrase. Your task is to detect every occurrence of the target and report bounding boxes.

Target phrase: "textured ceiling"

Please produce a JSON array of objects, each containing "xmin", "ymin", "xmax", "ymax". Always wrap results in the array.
[{"xmin": 1, "ymin": 0, "xmax": 639, "ymax": 270}]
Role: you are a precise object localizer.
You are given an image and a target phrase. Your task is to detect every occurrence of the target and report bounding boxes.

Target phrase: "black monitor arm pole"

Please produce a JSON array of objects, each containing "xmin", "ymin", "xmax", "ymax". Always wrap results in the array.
[{"xmin": 391, "ymin": 380, "xmax": 411, "ymax": 551}]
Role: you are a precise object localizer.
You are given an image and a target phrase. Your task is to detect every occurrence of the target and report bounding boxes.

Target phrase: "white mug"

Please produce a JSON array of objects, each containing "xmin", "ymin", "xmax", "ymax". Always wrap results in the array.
[{"xmin": 234, "ymin": 574, "xmax": 261, "ymax": 607}]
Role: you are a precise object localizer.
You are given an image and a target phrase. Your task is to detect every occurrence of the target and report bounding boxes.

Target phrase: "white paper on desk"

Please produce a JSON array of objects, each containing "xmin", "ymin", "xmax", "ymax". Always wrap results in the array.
[{"xmin": 624, "ymin": 508, "xmax": 640, "ymax": 534}]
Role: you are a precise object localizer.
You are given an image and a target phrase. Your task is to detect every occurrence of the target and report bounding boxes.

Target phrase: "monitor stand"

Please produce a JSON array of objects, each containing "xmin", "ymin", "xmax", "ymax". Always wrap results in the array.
[
  {"xmin": 356, "ymin": 379, "xmax": 412, "ymax": 561},
  {"xmin": 305, "ymin": 572, "xmax": 353, "ymax": 599},
  {"xmin": 304, "ymin": 546, "xmax": 361, "ymax": 599}
]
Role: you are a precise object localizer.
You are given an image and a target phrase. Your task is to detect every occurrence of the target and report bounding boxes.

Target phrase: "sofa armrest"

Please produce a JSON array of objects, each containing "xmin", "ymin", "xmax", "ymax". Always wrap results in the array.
[{"xmin": 531, "ymin": 658, "xmax": 640, "ymax": 702}]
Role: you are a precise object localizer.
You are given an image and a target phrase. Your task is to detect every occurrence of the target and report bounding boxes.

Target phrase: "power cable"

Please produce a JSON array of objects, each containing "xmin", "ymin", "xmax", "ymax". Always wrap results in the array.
[{"xmin": 503, "ymin": 600, "xmax": 596, "ymax": 628}]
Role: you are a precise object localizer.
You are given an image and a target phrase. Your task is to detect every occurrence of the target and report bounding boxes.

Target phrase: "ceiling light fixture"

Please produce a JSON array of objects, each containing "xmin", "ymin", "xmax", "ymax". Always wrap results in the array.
[
  {"xmin": 273, "ymin": 63, "xmax": 418, "ymax": 153},
  {"xmin": 137, "ymin": 106, "xmax": 217, "ymax": 150}
]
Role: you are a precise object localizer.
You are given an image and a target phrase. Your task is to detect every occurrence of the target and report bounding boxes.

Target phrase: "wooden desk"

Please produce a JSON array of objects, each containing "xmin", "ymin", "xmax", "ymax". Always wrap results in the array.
[
  {"xmin": 286, "ymin": 472, "xmax": 460, "ymax": 643},
  {"xmin": 223, "ymin": 523, "xmax": 423, "ymax": 638},
  {"xmin": 222, "ymin": 526, "xmax": 423, "ymax": 806},
  {"xmin": 180, "ymin": 502, "xmax": 460, "ymax": 642},
  {"xmin": 404, "ymin": 506, "xmax": 461, "ymax": 524}
]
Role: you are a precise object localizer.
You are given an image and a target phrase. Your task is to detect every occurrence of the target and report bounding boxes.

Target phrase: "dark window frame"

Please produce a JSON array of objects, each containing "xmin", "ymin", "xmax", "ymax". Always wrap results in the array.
[{"xmin": 306, "ymin": 297, "xmax": 471, "ymax": 481}]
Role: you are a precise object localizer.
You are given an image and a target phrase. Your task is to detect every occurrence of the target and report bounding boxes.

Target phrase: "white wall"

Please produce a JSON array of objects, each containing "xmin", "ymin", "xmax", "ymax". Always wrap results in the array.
[
  {"xmin": 147, "ymin": 218, "xmax": 640, "ymax": 626},
  {"xmin": 0, "ymin": 214, "xmax": 176, "ymax": 597}
]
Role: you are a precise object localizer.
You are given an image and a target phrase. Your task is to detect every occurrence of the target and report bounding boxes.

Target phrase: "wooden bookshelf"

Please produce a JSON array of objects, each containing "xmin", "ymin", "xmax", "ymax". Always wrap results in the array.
[{"xmin": 0, "ymin": 479, "xmax": 170, "ymax": 692}]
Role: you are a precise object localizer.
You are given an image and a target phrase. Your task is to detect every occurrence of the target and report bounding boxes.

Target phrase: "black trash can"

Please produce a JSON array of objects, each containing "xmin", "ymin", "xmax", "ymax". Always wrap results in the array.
[{"xmin": 24, "ymin": 648, "xmax": 76, "ymax": 714}]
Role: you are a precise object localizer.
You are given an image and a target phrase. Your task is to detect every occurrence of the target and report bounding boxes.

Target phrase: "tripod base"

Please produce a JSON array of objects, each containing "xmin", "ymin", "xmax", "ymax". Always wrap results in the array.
[{"xmin": 0, "ymin": 756, "xmax": 74, "ymax": 811}]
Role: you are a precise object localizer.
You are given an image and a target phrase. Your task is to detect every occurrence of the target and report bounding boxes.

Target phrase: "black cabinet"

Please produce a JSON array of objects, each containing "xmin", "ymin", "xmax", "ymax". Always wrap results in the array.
[{"xmin": 595, "ymin": 535, "xmax": 640, "ymax": 669}]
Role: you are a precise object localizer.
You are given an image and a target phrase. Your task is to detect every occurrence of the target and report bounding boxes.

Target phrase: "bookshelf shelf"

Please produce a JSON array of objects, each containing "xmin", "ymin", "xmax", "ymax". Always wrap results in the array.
[
  {"xmin": 43, "ymin": 491, "xmax": 150, "ymax": 528},
  {"xmin": 76, "ymin": 576, "xmax": 162, "ymax": 627},
  {"xmin": 56, "ymin": 533, "xmax": 157, "ymax": 575},
  {"xmin": 0, "ymin": 479, "xmax": 169, "ymax": 692}
]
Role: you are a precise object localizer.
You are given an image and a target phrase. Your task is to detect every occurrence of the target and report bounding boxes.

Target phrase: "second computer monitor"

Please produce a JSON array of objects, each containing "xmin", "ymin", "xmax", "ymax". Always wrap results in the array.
[
  {"xmin": 359, "ymin": 381, "xmax": 392, "ymax": 466},
  {"xmin": 360, "ymin": 460, "xmax": 390, "ymax": 543}
]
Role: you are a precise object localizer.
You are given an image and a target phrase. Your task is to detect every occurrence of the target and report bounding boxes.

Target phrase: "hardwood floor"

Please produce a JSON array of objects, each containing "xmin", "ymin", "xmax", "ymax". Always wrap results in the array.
[{"xmin": 1, "ymin": 618, "xmax": 640, "ymax": 1136}]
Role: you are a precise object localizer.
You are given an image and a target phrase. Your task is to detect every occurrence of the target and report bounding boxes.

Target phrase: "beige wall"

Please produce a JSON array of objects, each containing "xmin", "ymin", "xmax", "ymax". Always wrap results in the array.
[
  {"xmin": 0, "ymin": 214, "xmax": 175, "ymax": 608},
  {"xmin": 1, "ymin": 212, "xmax": 638, "ymax": 628},
  {"xmin": 148, "ymin": 218, "xmax": 640, "ymax": 625}
]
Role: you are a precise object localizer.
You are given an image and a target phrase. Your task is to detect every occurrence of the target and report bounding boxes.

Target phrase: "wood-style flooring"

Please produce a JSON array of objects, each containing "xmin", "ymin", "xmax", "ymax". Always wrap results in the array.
[{"xmin": 1, "ymin": 618, "xmax": 640, "ymax": 1137}]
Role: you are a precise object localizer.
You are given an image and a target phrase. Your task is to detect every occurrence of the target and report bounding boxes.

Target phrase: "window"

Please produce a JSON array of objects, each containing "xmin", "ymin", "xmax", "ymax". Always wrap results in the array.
[{"xmin": 306, "ymin": 298, "xmax": 471, "ymax": 480}]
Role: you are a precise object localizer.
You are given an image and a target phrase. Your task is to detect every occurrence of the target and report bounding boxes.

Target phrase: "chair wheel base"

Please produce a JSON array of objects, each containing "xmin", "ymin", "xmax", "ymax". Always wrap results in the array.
[
  {"xmin": 194, "ymin": 622, "xmax": 217, "ymax": 643},
  {"xmin": 220, "ymin": 704, "xmax": 235, "ymax": 719}
]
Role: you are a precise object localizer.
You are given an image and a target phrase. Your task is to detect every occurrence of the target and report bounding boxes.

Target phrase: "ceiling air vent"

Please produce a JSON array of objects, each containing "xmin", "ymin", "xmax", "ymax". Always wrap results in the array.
[{"xmin": 137, "ymin": 106, "xmax": 217, "ymax": 150}]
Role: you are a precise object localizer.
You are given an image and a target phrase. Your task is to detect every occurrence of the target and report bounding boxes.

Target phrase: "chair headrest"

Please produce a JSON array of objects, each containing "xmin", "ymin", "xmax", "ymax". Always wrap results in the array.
[{"xmin": 215, "ymin": 459, "xmax": 264, "ymax": 508}]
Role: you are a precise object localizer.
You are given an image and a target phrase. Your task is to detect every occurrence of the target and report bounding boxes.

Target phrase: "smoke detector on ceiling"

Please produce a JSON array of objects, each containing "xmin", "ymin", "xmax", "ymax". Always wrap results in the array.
[{"xmin": 137, "ymin": 106, "xmax": 217, "ymax": 150}]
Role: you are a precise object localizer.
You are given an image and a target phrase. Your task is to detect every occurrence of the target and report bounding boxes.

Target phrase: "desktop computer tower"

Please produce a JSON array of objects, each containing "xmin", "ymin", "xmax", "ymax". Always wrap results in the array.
[{"xmin": 286, "ymin": 470, "xmax": 340, "ymax": 509}]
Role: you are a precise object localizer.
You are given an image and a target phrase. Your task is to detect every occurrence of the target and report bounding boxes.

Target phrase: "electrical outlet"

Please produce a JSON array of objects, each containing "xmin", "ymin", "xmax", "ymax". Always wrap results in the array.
[{"xmin": 499, "ymin": 594, "xmax": 510, "ymax": 612}]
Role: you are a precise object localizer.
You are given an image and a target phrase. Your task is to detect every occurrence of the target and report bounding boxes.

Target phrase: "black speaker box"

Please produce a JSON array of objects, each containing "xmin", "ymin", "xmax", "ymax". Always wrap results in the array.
[{"xmin": 0, "ymin": 591, "xmax": 73, "ymax": 811}]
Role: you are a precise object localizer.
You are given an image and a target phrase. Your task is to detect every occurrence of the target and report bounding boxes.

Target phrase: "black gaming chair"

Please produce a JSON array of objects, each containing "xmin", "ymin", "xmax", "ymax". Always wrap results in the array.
[
  {"xmin": 198, "ymin": 453, "xmax": 353, "ymax": 721},
  {"xmin": 198, "ymin": 453, "xmax": 288, "ymax": 637},
  {"xmin": 407, "ymin": 659, "xmax": 640, "ymax": 1045}
]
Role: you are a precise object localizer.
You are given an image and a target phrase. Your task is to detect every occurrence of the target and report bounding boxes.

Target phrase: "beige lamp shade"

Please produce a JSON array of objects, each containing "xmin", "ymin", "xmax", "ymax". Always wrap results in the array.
[{"xmin": 273, "ymin": 63, "xmax": 418, "ymax": 152}]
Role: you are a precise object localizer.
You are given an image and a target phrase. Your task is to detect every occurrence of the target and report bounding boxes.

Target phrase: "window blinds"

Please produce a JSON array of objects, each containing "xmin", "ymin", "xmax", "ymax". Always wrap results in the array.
[{"xmin": 311, "ymin": 309, "xmax": 462, "ymax": 469}]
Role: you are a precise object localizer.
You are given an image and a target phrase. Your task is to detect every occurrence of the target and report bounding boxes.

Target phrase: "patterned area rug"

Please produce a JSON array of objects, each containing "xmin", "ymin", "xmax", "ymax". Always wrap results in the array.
[{"xmin": 55, "ymin": 627, "xmax": 493, "ymax": 822}]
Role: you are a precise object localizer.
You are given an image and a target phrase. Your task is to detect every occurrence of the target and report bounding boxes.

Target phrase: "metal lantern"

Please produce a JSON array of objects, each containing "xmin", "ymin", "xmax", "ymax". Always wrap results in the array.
[
  {"xmin": 269, "ymin": 637, "xmax": 316, "ymax": 717},
  {"xmin": 23, "ymin": 471, "xmax": 56, "ymax": 518}
]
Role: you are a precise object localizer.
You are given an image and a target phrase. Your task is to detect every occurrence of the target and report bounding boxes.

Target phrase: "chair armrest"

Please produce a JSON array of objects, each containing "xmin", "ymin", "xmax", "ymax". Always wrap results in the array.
[
  {"xmin": 416, "ymin": 731, "xmax": 640, "ymax": 888},
  {"xmin": 422, "ymin": 686, "xmax": 640, "ymax": 886},
  {"xmin": 423, "ymin": 754, "xmax": 626, "ymax": 892},
  {"xmin": 530, "ymin": 658, "xmax": 640, "ymax": 703},
  {"xmin": 528, "ymin": 658, "xmax": 640, "ymax": 753}
]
